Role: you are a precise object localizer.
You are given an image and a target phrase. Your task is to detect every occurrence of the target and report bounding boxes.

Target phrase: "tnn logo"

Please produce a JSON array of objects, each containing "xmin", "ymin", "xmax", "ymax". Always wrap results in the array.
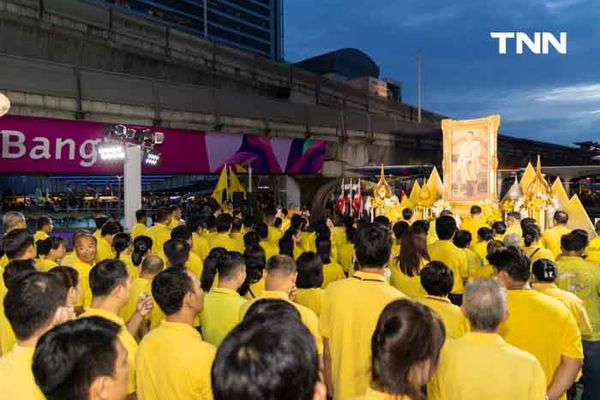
[{"xmin": 490, "ymin": 32, "xmax": 567, "ymax": 54}]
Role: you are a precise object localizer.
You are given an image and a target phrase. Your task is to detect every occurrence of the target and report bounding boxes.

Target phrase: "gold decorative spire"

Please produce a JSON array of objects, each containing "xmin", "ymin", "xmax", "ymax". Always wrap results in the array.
[
  {"xmin": 409, "ymin": 181, "xmax": 421, "ymax": 205},
  {"xmin": 375, "ymin": 164, "xmax": 392, "ymax": 199},
  {"xmin": 525, "ymin": 155, "xmax": 551, "ymax": 198},
  {"xmin": 426, "ymin": 167, "xmax": 444, "ymax": 202},
  {"xmin": 551, "ymin": 177, "xmax": 569, "ymax": 210},
  {"xmin": 502, "ymin": 175, "xmax": 523, "ymax": 202},
  {"xmin": 519, "ymin": 162, "xmax": 536, "ymax": 193}
]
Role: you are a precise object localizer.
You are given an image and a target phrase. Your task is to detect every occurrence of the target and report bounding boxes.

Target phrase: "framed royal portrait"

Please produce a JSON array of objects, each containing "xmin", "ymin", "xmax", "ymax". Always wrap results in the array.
[{"xmin": 441, "ymin": 114, "xmax": 500, "ymax": 207}]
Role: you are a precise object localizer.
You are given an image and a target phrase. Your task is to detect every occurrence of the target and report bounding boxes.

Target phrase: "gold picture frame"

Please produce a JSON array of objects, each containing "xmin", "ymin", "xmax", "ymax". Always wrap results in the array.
[{"xmin": 441, "ymin": 114, "xmax": 500, "ymax": 209}]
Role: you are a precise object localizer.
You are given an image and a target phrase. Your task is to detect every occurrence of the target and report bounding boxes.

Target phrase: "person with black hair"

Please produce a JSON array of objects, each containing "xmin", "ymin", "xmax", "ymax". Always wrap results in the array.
[
  {"xmin": 520, "ymin": 217, "xmax": 537, "ymax": 232},
  {"xmin": 429, "ymin": 279, "xmax": 546, "ymax": 400},
  {"xmin": 209, "ymin": 214, "xmax": 243, "ymax": 252},
  {"xmin": 36, "ymin": 236, "xmax": 67, "ymax": 272},
  {"xmin": 523, "ymin": 223, "xmax": 554, "ymax": 265},
  {"xmin": 33, "ymin": 317, "xmax": 128, "ymax": 400},
  {"xmin": 189, "ymin": 216, "xmax": 210, "ymax": 261},
  {"xmin": 2, "ymin": 228, "xmax": 36, "ymax": 262},
  {"xmin": 317, "ymin": 236, "xmax": 344, "ymax": 288},
  {"xmin": 0, "ymin": 271, "xmax": 69, "ymax": 399},
  {"xmin": 532, "ymin": 259, "xmax": 592, "ymax": 337},
  {"xmin": 460, "ymin": 205, "xmax": 489, "ymax": 244},
  {"xmin": 92, "ymin": 215, "xmax": 109, "ymax": 242},
  {"xmin": 401, "ymin": 207, "xmax": 414, "ymax": 223},
  {"xmin": 0, "ymin": 212, "xmax": 27, "ymax": 269},
  {"xmin": 264, "ymin": 212, "xmax": 283, "ymax": 244},
  {"xmin": 472, "ymin": 227, "xmax": 494, "ymax": 263},
  {"xmin": 163, "ymin": 238, "xmax": 192, "ymax": 270},
  {"xmin": 391, "ymin": 221, "xmax": 409, "ymax": 258},
  {"xmin": 390, "ymin": 230, "xmax": 429, "ymax": 298},
  {"xmin": 137, "ymin": 267, "xmax": 215, "ymax": 400},
  {"xmin": 337, "ymin": 226, "xmax": 355, "ymax": 276},
  {"xmin": 131, "ymin": 235, "xmax": 153, "ymax": 268},
  {"xmin": 170, "ymin": 226, "xmax": 204, "ymax": 278},
  {"xmin": 230, "ymin": 217, "xmax": 244, "ymax": 249},
  {"xmin": 49, "ymin": 266, "xmax": 82, "ymax": 315},
  {"xmin": 242, "ymin": 215, "xmax": 254, "ymax": 231},
  {"xmin": 96, "ymin": 220, "xmax": 122, "ymax": 263},
  {"xmin": 132, "ymin": 208, "xmax": 149, "ymax": 239},
  {"xmin": 452, "ymin": 230, "xmax": 481, "ymax": 281},
  {"xmin": 70, "ymin": 232, "xmax": 97, "ymax": 309},
  {"xmin": 556, "ymin": 229, "xmax": 600, "ymax": 400},
  {"xmin": 200, "ymin": 252, "xmax": 247, "ymax": 346},
  {"xmin": 256, "ymin": 222, "xmax": 279, "ymax": 261},
  {"xmin": 492, "ymin": 220, "xmax": 507, "ymax": 241},
  {"xmin": 168, "ymin": 204, "xmax": 183, "ymax": 230},
  {"xmin": 112, "ymin": 232, "xmax": 136, "ymax": 277},
  {"xmin": 320, "ymin": 223, "xmax": 404, "ymax": 399},
  {"xmin": 243, "ymin": 231, "xmax": 260, "ymax": 249},
  {"xmin": 410, "ymin": 219, "xmax": 430, "ymax": 239},
  {"xmin": 417, "ymin": 261, "xmax": 468, "ymax": 339},
  {"xmin": 147, "ymin": 208, "xmax": 172, "ymax": 254},
  {"xmin": 542, "ymin": 211, "xmax": 571, "ymax": 258},
  {"xmin": 241, "ymin": 246, "xmax": 267, "ymax": 300},
  {"xmin": 429, "ymin": 216, "xmax": 468, "ymax": 305},
  {"xmin": 330, "ymin": 215, "xmax": 348, "ymax": 250},
  {"xmin": 80, "ymin": 259, "xmax": 154, "ymax": 396},
  {"xmin": 369, "ymin": 299, "xmax": 445, "ymax": 400},
  {"xmin": 34, "ymin": 216, "xmax": 53, "ymax": 244},
  {"xmin": 212, "ymin": 306, "xmax": 326, "ymax": 400},
  {"xmin": 243, "ymin": 298, "xmax": 302, "ymax": 324},
  {"xmin": 488, "ymin": 247, "xmax": 583, "ymax": 400},
  {"xmin": 279, "ymin": 226, "xmax": 303, "ymax": 260},
  {"xmin": 294, "ymin": 252, "xmax": 324, "ymax": 317}
]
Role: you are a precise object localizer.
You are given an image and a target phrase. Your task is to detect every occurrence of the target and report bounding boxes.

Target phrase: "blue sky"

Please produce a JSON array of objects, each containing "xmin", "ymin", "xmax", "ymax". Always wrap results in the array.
[{"xmin": 284, "ymin": 0, "xmax": 600, "ymax": 145}]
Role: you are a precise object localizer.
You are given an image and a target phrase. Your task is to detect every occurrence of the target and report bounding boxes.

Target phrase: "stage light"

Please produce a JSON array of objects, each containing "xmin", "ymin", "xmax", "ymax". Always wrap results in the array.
[
  {"xmin": 97, "ymin": 141, "xmax": 126, "ymax": 161},
  {"xmin": 143, "ymin": 147, "xmax": 161, "ymax": 166}
]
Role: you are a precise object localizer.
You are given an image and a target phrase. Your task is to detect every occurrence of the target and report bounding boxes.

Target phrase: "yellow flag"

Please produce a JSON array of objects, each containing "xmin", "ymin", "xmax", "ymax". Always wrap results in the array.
[
  {"xmin": 235, "ymin": 164, "xmax": 248, "ymax": 173},
  {"xmin": 211, "ymin": 166, "xmax": 229, "ymax": 206},
  {"xmin": 229, "ymin": 166, "xmax": 246, "ymax": 196}
]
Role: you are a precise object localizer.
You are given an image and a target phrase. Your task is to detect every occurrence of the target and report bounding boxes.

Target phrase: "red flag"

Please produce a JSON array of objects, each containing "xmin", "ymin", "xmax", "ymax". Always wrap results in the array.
[{"xmin": 353, "ymin": 179, "xmax": 363, "ymax": 217}]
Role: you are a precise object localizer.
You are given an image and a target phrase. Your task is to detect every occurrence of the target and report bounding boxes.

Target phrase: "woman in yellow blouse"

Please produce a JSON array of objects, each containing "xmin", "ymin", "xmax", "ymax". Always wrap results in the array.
[
  {"xmin": 131, "ymin": 235, "xmax": 153, "ymax": 271},
  {"xmin": 36, "ymin": 237, "xmax": 67, "ymax": 272},
  {"xmin": 523, "ymin": 223, "xmax": 555, "ymax": 264},
  {"xmin": 391, "ymin": 231, "xmax": 429, "ymax": 298},
  {"xmin": 241, "ymin": 246, "xmax": 267, "ymax": 300},
  {"xmin": 294, "ymin": 252, "xmax": 324, "ymax": 317},
  {"xmin": 112, "ymin": 232, "xmax": 137, "ymax": 279},
  {"xmin": 316, "ymin": 237, "xmax": 345, "ymax": 288}
]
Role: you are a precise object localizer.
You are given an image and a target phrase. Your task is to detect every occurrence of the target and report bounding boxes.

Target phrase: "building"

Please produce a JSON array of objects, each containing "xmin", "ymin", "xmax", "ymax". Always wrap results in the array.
[{"xmin": 96, "ymin": 0, "xmax": 283, "ymax": 60}]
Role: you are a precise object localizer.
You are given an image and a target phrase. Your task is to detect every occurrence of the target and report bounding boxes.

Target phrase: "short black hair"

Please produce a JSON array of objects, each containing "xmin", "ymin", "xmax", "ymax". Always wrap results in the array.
[
  {"xmin": 296, "ymin": 252, "xmax": 324, "ymax": 289},
  {"xmin": 520, "ymin": 218, "xmax": 537, "ymax": 231},
  {"xmin": 3, "ymin": 259, "xmax": 37, "ymax": 291},
  {"xmin": 152, "ymin": 267, "xmax": 194, "ymax": 316},
  {"xmin": 274, "ymin": 217, "xmax": 282, "ymax": 229},
  {"xmin": 242, "ymin": 215, "xmax": 254, "ymax": 229},
  {"xmin": 155, "ymin": 208, "xmax": 171, "ymax": 223},
  {"xmin": 410, "ymin": 220, "xmax": 430, "ymax": 236},
  {"xmin": 477, "ymin": 227, "xmax": 493, "ymax": 241},
  {"xmin": 243, "ymin": 231, "xmax": 260, "ymax": 249},
  {"xmin": 453, "ymin": 230, "xmax": 472, "ymax": 249},
  {"xmin": 2, "ymin": 228, "xmax": 34, "ymax": 260},
  {"xmin": 491, "ymin": 221, "xmax": 506, "ymax": 235},
  {"xmin": 316, "ymin": 237, "xmax": 332, "ymax": 265},
  {"xmin": 554, "ymin": 211, "xmax": 569, "ymax": 225},
  {"xmin": 487, "ymin": 247, "xmax": 530, "ymax": 282},
  {"xmin": 216, "ymin": 214, "xmax": 233, "ymax": 233},
  {"xmin": 33, "ymin": 317, "xmax": 120, "ymax": 400},
  {"xmin": 561, "ymin": 229, "xmax": 588, "ymax": 252},
  {"xmin": 89, "ymin": 259, "xmax": 129, "ymax": 297},
  {"xmin": 232, "ymin": 218, "xmax": 243, "ymax": 232},
  {"xmin": 4, "ymin": 271, "xmax": 66, "ymax": 341},
  {"xmin": 213, "ymin": 315, "xmax": 318, "ymax": 400},
  {"xmin": 170, "ymin": 204, "xmax": 182, "ymax": 213},
  {"xmin": 37, "ymin": 216, "xmax": 52, "ymax": 231},
  {"xmin": 354, "ymin": 223, "xmax": 391, "ymax": 269},
  {"xmin": 94, "ymin": 215, "xmax": 109, "ymax": 229},
  {"xmin": 532, "ymin": 259, "xmax": 558, "ymax": 282},
  {"xmin": 171, "ymin": 225, "xmax": 192, "ymax": 241},
  {"xmin": 374, "ymin": 215, "xmax": 390, "ymax": 228},
  {"xmin": 49, "ymin": 266, "xmax": 80, "ymax": 291},
  {"xmin": 163, "ymin": 238, "xmax": 191, "ymax": 268},
  {"xmin": 135, "ymin": 209, "xmax": 148, "ymax": 222},
  {"xmin": 435, "ymin": 216, "xmax": 457, "ymax": 240},
  {"xmin": 393, "ymin": 221, "xmax": 409, "ymax": 241},
  {"xmin": 402, "ymin": 208, "xmax": 413, "ymax": 221},
  {"xmin": 100, "ymin": 221, "xmax": 121, "ymax": 237},
  {"xmin": 256, "ymin": 223, "xmax": 269, "ymax": 240},
  {"xmin": 243, "ymin": 299, "xmax": 302, "ymax": 325},
  {"xmin": 470, "ymin": 205, "xmax": 482, "ymax": 215},
  {"xmin": 37, "ymin": 237, "xmax": 67, "ymax": 257},
  {"xmin": 420, "ymin": 261, "xmax": 454, "ymax": 297}
]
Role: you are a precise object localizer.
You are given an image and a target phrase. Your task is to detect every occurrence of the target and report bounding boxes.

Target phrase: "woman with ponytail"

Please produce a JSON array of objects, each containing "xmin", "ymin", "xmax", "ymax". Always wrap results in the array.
[
  {"xmin": 199, "ymin": 251, "xmax": 247, "ymax": 346},
  {"xmin": 316, "ymin": 236, "xmax": 344, "ymax": 288},
  {"xmin": 131, "ymin": 235, "xmax": 153, "ymax": 267},
  {"xmin": 522, "ymin": 223, "xmax": 554, "ymax": 265},
  {"xmin": 200, "ymin": 247, "xmax": 227, "ymax": 292},
  {"xmin": 279, "ymin": 226, "xmax": 302, "ymax": 259},
  {"xmin": 241, "ymin": 246, "xmax": 266, "ymax": 300},
  {"xmin": 112, "ymin": 232, "xmax": 137, "ymax": 278},
  {"xmin": 36, "ymin": 237, "xmax": 67, "ymax": 272}
]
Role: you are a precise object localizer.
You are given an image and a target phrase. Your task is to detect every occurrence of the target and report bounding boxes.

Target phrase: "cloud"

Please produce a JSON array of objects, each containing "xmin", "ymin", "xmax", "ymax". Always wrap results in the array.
[
  {"xmin": 543, "ymin": 0, "xmax": 588, "ymax": 12},
  {"xmin": 531, "ymin": 83, "xmax": 600, "ymax": 102}
]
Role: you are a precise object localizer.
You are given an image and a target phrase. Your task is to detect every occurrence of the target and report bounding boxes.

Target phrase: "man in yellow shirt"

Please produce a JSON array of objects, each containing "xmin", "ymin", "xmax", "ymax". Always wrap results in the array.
[
  {"xmin": 93, "ymin": 215, "xmax": 109, "ymax": 242},
  {"xmin": 0, "ymin": 271, "xmax": 69, "ymax": 400},
  {"xmin": 240, "ymin": 255, "xmax": 323, "ymax": 355},
  {"xmin": 120, "ymin": 255, "xmax": 165, "ymax": 328},
  {"xmin": 80, "ymin": 259, "xmax": 154, "ymax": 396},
  {"xmin": 0, "ymin": 211, "xmax": 27, "ymax": 270},
  {"xmin": 34, "ymin": 215, "xmax": 53, "ymax": 244},
  {"xmin": 190, "ymin": 217, "xmax": 210, "ymax": 261},
  {"xmin": 417, "ymin": 261, "xmax": 468, "ymax": 339},
  {"xmin": 168, "ymin": 204, "xmax": 184, "ymax": 230},
  {"xmin": 460, "ymin": 205, "xmax": 490, "ymax": 243},
  {"xmin": 131, "ymin": 209, "xmax": 149, "ymax": 239},
  {"xmin": 171, "ymin": 226, "xmax": 204, "ymax": 277},
  {"xmin": 146, "ymin": 208, "xmax": 172, "ymax": 254},
  {"xmin": 489, "ymin": 247, "xmax": 583, "ymax": 400},
  {"xmin": 585, "ymin": 220, "xmax": 600, "ymax": 264},
  {"xmin": 320, "ymin": 223, "xmax": 404, "ymax": 400},
  {"xmin": 209, "ymin": 214, "xmax": 243, "ymax": 252},
  {"xmin": 230, "ymin": 218, "xmax": 245, "ymax": 250},
  {"xmin": 256, "ymin": 223, "xmax": 279, "ymax": 261},
  {"xmin": 95, "ymin": 220, "xmax": 122, "ymax": 263},
  {"xmin": 428, "ymin": 278, "xmax": 546, "ymax": 400},
  {"xmin": 556, "ymin": 230, "xmax": 600, "ymax": 400},
  {"xmin": 542, "ymin": 211, "xmax": 571, "ymax": 258},
  {"xmin": 265, "ymin": 213, "xmax": 283, "ymax": 244},
  {"xmin": 33, "ymin": 316, "xmax": 129, "ymax": 400},
  {"xmin": 492, "ymin": 221, "xmax": 507, "ymax": 241},
  {"xmin": 428, "ymin": 216, "xmax": 468, "ymax": 305},
  {"xmin": 137, "ymin": 267, "xmax": 216, "ymax": 400},
  {"xmin": 453, "ymin": 230, "xmax": 483, "ymax": 281}
]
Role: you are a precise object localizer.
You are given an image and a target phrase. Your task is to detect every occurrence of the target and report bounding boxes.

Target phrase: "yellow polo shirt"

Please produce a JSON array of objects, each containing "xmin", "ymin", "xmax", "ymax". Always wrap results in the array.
[
  {"xmin": 146, "ymin": 223, "xmax": 172, "ymax": 254},
  {"xmin": 461, "ymin": 216, "xmax": 489, "ymax": 244},
  {"xmin": 428, "ymin": 240, "xmax": 468, "ymax": 294},
  {"xmin": 240, "ymin": 290, "xmax": 323, "ymax": 354},
  {"xmin": 260, "ymin": 240, "xmax": 279, "ymax": 261},
  {"xmin": 186, "ymin": 252, "xmax": 204, "ymax": 278},
  {"xmin": 80, "ymin": 308, "xmax": 138, "ymax": 394},
  {"xmin": 294, "ymin": 287, "xmax": 323, "ymax": 317},
  {"xmin": 322, "ymin": 261, "xmax": 346, "ymax": 289},
  {"xmin": 471, "ymin": 241, "xmax": 488, "ymax": 263},
  {"xmin": 362, "ymin": 387, "xmax": 410, "ymax": 400},
  {"xmin": 389, "ymin": 261, "xmax": 427, "ymax": 299},
  {"xmin": 243, "ymin": 277, "xmax": 265, "ymax": 300},
  {"xmin": 230, "ymin": 232, "xmax": 244, "ymax": 251},
  {"xmin": 299, "ymin": 231, "xmax": 313, "ymax": 253},
  {"xmin": 72, "ymin": 256, "xmax": 94, "ymax": 308},
  {"xmin": 119, "ymin": 277, "xmax": 165, "ymax": 329},
  {"xmin": 93, "ymin": 229, "xmax": 102, "ymax": 242},
  {"xmin": 586, "ymin": 236, "xmax": 600, "ymax": 264},
  {"xmin": 417, "ymin": 295, "xmax": 468, "ymax": 339},
  {"xmin": 524, "ymin": 245, "xmax": 555, "ymax": 265},
  {"xmin": 338, "ymin": 242, "xmax": 354, "ymax": 275},
  {"xmin": 95, "ymin": 237, "xmax": 115, "ymax": 263},
  {"xmin": 331, "ymin": 226, "xmax": 348, "ymax": 248},
  {"xmin": 0, "ymin": 345, "xmax": 45, "ymax": 399},
  {"xmin": 505, "ymin": 223, "xmax": 522, "ymax": 238},
  {"xmin": 199, "ymin": 287, "xmax": 247, "ymax": 346},
  {"xmin": 542, "ymin": 225, "xmax": 571, "ymax": 258},
  {"xmin": 131, "ymin": 223, "xmax": 148, "ymax": 239},
  {"xmin": 36, "ymin": 257, "xmax": 58, "ymax": 272},
  {"xmin": 498, "ymin": 289, "xmax": 583, "ymax": 399},
  {"xmin": 462, "ymin": 247, "xmax": 483, "ymax": 281},
  {"xmin": 168, "ymin": 218, "xmax": 182, "ymax": 230},
  {"xmin": 320, "ymin": 271, "xmax": 404, "ymax": 400},
  {"xmin": 428, "ymin": 332, "xmax": 546, "ymax": 400},
  {"xmin": 137, "ymin": 320, "xmax": 216, "ymax": 400},
  {"xmin": 33, "ymin": 230, "xmax": 48, "ymax": 244},
  {"xmin": 192, "ymin": 232, "xmax": 210, "ymax": 261},
  {"xmin": 0, "ymin": 295, "xmax": 16, "ymax": 355},
  {"xmin": 268, "ymin": 226, "xmax": 283, "ymax": 244},
  {"xmin": 0, "ymin": 255, "xmax": 8, "ymax": 269},
  {"xmin": 209, "ymin": 233, "xmax": 243, "ymax": 253},
  {"xmin": 533, "ymin": 282, "xmax": 592, "ymax": 337},
  {"xmin": 556, "ymin": 256, "xmax": 600, "ymax": 341}
]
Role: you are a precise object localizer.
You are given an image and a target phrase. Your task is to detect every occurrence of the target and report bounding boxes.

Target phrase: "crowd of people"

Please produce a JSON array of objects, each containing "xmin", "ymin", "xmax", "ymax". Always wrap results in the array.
[{"xmin": 0, "ymin": 200, "xmax": 599, "ymax": 400}]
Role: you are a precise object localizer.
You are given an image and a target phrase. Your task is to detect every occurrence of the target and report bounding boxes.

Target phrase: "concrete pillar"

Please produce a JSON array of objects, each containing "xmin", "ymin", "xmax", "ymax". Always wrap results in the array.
[
  {"xmin": 124, "ymin": 145, "xmax": 142, "ymax": 231},
  {"xmin": 285, "ymin": 176, "xmax": 301, "ymax": 209}
]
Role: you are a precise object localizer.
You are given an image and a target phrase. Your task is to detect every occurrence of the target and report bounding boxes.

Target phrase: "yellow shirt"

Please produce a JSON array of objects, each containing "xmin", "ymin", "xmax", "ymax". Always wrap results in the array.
[
  {"xmin": 428, "ymin": 332, "xmax": 546, "ymax": 400},
  {"xmin": 556, "ymin": 256, "xmax": 600, "ymax": 341},
  {"xmin": 209, "ymin": 233, "xmax": 243, "ymax": 253},
  {"xmin": 0, "ymin": 345, "xmax": 45, "ymax": 399},
  {"xmin": 243, "ymin": 277, "xmax": 265, "ymax": 300},
  {"xmin": 389, "ymin": 261, "xmax": 427, "ymax": 299},
  {"xmin": 36, "ymin": 257, "xmax": 58, "ymax": 272},
  {"xmin": 322, "ymin": 261, "xmax": 346, "ymax": 289},
  {"xmin": 331, "ymin": 226, "xmax": 348, "ymax": 248},
  {"xmin": 428, "ymin": 240, "xmax": 468, "ymax": 294},
  {"xmin": 299, "ymin": 231, "xmax": 313, "ymax": 253},
  {"xmin": 0, "ymin": 264, "xmax": 15, "ymax": 355},
  {"xmin": 168, "ymin": 218, "xmax": 182, "ymax": 230},
  {"xmin": 200, "ymin": 287, "xmax": 246, "ymax": 346},
  {"xmin": 131, "ymin": 223, "xmax": 148, "ymax": 239},
  {"xmin": 60, "ymin": 251, "xmax": 76, "ymax": 267},
  {"xmin": 240, "ymin": 290, "xmax": 323, "ymax": 354},
  {"xmin": 320, "ymin": 271, "xmax": 405, "ymax": 400},
  {"xmin": 533, "ymin": 282, "xmax": 592, "ymax": 337},
  {"xmin": 523, "ymin": 245, "xmax": 555, "ymax": 265},
  {"xmin": 461, "ymin": 216, "xmax": 489, "ymax": 244},
  {"xmin": 295, "ymin": 287, "xmax": 324, "ymax": 317},
  {"xmin": 146, "ymin": 223, "xmax": 172, "ymax": 254},
  {"xmin": 462, "ymin": 247, "xmax": 483, "ymax": 281},
  {"xmin": 186, "ymin": 252, "xmax": 204, "ymax": 278},
  {"xmin": 505, "ymin": 223, "xmax": 522, "ymax": 238},
  {"xmin": 586, "ymin": 236, "xmax": 600, "ymax": 265},
  {"xmin": 95, "ymin": 237, "xmax": 115, "ymax": 263},
  {"xmin": 118, "ymin": 253, "xmax": 139, "ymax": 279},
  {"xmin": 471, "ymin": 241, "xmax": 488, "ymax": 263},
  {"xmin": 93, "ymin": 229, "xmax": 103, "ymax": 242},
  {"xmin": 361, "ymin": 387, "xmax": 411, "ymax": 400},
  {"xmin": 119, "ymin": 277, "xmax": 165, "ymax": 329},
  {"xmin": 230, "ymin": 232, "xmax": 244, "ymax": 251},
  {"xmin": 33, "ymin": 230, "xmax": 48, "ymax": 244},
  {"xmin": 268, "ymin": 226, "xmax": 283, "ymax": 244},
  {"xmin": 0, "ymin": 254, "xmax": 8, "ymax": 269},
  {"xmin": 417, "ymin": 295, "xmax": 468, "ymax": 339},
  {"xmin": 498, "ymin": 289, "xmax": 583, "ymax": 399},
  {"xmin": 338, "ymin": 243, "xmax": 355, "ymax": 275},
  {"xmin": 542, "ymin": 225, "xmax": 571, "ymax": 258},
  {"xmin": 80, "ymin": 308, "xmax": 138, "ymax": 394},
  {"xmin": 260, "ymin": 240, "xmax": 280, "ymax": 261},
  {"xmin": 72, "ymin": 256, "xmax": 94, "ymax": 308},
  {"xmin": 192, "ymin": 232, "xmax": 210, "ymax": 261},
  {"xmin": 136, "ymin": 320, "xmax": 216, "ymax": 400}
]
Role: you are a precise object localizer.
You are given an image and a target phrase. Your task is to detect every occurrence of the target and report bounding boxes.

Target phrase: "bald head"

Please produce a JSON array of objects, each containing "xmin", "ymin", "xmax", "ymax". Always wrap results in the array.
[
  {"xmin": 462, "ymin": 278, "xmax": 507, "ymax": 332},
  {"xmin": 141, "ymin": 255, "xmax": 164, "ymax": 276},
  {"xmin": 3, "ymin": 211, "xmax": 26, "ymax": 234}
]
